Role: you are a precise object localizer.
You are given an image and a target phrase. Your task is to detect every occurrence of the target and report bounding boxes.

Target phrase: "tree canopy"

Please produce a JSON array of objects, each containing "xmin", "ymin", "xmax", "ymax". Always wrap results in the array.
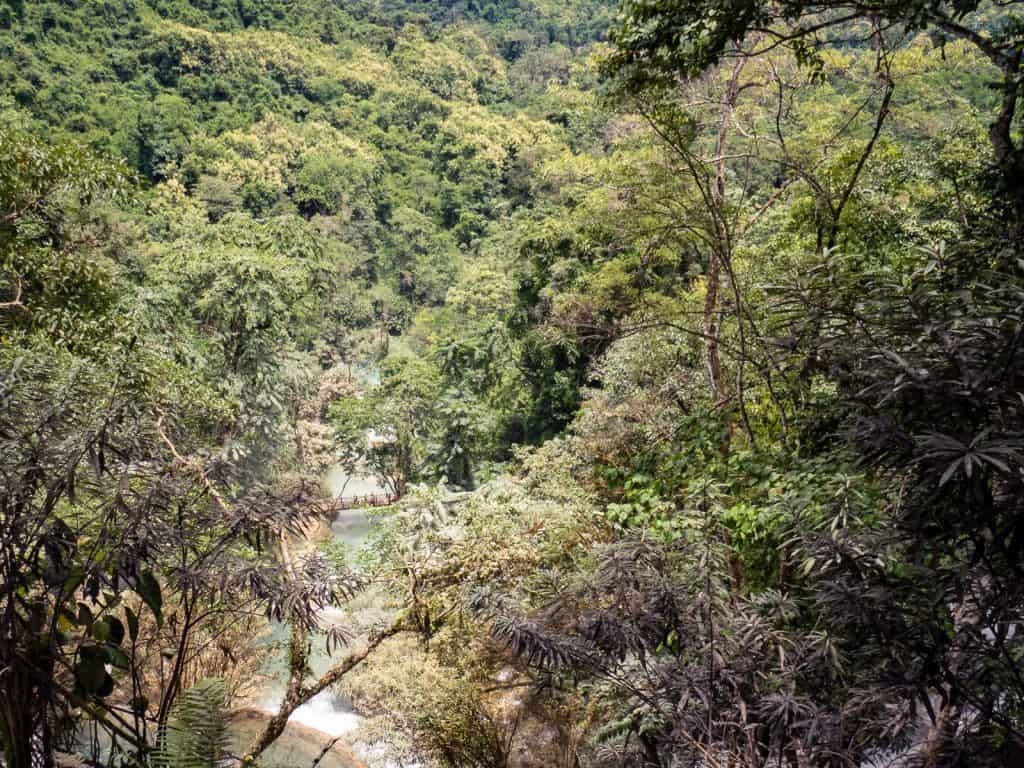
[{"xmin": 2, "ymin": 0, "xmax": 1024, "ymax": 766}]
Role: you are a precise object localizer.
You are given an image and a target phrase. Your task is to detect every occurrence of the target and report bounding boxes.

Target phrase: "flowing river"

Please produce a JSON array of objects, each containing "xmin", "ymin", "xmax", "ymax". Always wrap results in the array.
[{"xmin": 230, "ymin": 467, "xmax": 394, "ymax": 768}]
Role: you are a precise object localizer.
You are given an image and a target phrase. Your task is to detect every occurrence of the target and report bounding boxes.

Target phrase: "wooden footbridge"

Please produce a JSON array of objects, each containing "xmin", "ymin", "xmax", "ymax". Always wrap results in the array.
[{"xmin": 321, "ymin": 492, "xmax": 400, "ymax": 512}]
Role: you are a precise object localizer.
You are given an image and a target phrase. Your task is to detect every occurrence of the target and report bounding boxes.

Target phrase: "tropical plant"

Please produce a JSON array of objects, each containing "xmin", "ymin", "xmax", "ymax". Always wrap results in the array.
[{"xmin": 152, "ymin": 679, "xmax": 230, "ymax": 768}]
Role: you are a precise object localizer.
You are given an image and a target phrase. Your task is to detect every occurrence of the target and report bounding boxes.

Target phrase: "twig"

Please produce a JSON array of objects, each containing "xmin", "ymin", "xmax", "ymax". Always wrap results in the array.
[
  {"xmin": 154, "ymin": 410, "xmax": 230, "ymax": 513},
  {"xmin": 310, "ymin": 735, "xmax": 345, "ymax": 768},
  {"xmin": 0, "ymin": 276, "xmax": 29, "ymax": 313}
]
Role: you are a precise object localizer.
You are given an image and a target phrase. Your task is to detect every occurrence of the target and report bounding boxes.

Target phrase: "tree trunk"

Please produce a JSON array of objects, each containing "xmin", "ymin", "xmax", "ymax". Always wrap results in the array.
[
  {"xmin": 703, "ymin": 250, "xmax": 727, "ymax": 406},
  {"xmin": 990, "ymin": 54, "xmax": 1024, "ymax": 241}
]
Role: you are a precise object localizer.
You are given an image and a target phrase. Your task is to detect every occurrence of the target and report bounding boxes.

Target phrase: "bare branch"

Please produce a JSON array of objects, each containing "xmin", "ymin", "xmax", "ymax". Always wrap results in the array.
[
  {"xmin": 239, "ymin": 618, "xmax": 412, "ymax": 764},
  {"xmin": 0, "ymin": 276, "xmax": 29, "ymax": 313}
]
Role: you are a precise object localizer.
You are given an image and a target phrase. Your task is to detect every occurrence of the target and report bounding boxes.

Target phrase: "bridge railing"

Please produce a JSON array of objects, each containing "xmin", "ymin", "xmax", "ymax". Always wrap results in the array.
[{"xmin": 329, "ymin": 493, "xmax": 399, "ymax": 511}]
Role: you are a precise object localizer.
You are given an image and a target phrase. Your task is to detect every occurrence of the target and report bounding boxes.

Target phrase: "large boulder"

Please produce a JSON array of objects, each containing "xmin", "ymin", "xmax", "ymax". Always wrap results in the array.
[{"xmin": 229, "ymin": 709, "xmax": 368, "ymax": 768}]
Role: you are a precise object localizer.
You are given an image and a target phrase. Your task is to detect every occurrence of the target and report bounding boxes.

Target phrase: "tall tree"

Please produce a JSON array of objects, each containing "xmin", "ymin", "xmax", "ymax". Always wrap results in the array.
[{"xmin": 608, "ymin": 0, "xmax": 1024, "ymax": 232}]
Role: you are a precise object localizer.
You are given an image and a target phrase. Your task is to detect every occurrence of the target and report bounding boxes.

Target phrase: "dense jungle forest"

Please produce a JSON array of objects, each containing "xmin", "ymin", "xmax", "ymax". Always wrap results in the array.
[{"xmin": 2, "ymin": 0, "xmax": 1024, "ymax": 766}]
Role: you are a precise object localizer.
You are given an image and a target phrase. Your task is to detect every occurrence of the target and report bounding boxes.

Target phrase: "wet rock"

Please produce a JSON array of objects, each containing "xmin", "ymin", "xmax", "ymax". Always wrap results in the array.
[{"xmin": 229, "ymin": 709, "xmax": 368, "ymax": 768}]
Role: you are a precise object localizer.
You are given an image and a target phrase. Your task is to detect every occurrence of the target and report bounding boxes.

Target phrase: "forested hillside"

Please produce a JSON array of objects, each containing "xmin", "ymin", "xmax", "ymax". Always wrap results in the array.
[{"xmin": 2, "ymin": 0, "xmax": 1023, "ymax": 766}]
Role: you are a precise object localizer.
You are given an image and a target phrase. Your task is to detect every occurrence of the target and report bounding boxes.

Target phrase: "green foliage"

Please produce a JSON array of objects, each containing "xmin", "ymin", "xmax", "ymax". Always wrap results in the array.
[
  {"xmin": 0, "ymin": 112, "xmax": 130, "ymax": 345},
  {"xmin": 5, "ymin": 0, "xmax": 1024, "ymax": 766},
  {"xmin": 607, "ymin": 0, "xmax": 1008, "ymax": 86},
  {"xmin": 153, "ymin": 679, "xmax": 230, "ymax": 768},
  {"xmin": 354, "ymin": 6, "xmax": 1024, "ymax": 766},
  {"xmin": 407, "ymin": 677, "xmax": 515, "ymax": 768},
  {"xmin": 136, "ymin": 94, "xmax": 195, "ymax": 181},
  {"xmin": 606, "ymin": 0, "xmax": 1024, "ymax": 225},
  {"xmin": 293, "ymin": 150, "xmax": 379, "ymax": 218}
]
